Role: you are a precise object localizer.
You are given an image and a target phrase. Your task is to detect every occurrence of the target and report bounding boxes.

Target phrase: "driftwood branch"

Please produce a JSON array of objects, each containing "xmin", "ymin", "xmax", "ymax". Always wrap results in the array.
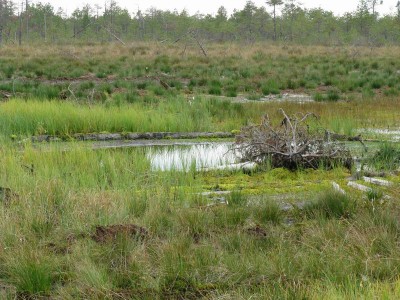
[{"xmin": 235, "ymin": 109, "xmax": 353, "ymax": 170}]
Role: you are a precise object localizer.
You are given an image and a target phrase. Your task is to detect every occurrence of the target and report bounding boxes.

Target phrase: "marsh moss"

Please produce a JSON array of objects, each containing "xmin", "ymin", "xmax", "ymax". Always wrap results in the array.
[{"xmin": 199, "ymin": 167, "xmax": 350, "ymax": 196}]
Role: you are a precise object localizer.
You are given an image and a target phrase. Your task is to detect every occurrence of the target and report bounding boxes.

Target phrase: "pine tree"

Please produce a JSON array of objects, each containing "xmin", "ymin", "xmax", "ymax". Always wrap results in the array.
[{"xmin": 266, "ymin": 0, "xmax": 283, "ymax": 40}]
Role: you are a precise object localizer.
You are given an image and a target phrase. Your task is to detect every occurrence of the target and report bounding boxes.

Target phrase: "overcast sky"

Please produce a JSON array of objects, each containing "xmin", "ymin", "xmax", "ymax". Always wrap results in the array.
[{"xmin": 29, "ymin": 0, "xmax": 397, "ymax": 17}]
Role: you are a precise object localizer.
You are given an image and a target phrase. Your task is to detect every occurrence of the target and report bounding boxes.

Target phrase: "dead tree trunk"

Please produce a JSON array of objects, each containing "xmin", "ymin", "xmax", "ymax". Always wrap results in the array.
[{"xmin": 235, "ymin": 109, "xmax": 353, "ymax": 170}]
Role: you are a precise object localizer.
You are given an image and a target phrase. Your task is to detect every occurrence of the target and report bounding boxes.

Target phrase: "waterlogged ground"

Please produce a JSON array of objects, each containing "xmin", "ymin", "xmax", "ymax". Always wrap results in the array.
[
  {"xmin": 209, "ymin": 93, "xmax": 315, "ymax": 104},
  {"xmin": 27, "ymin": 139, "xmax": 367, "ymax": 174},
  {"xmin": 31, "ymin": 138, "xmax": 387, "ymax": 171},
  {"xmin": 1, "ymin": 134, "xmax": 400, "ymax": 299},
  {"xmin": 1, "ymin": 44, "xmax": 400, "ymax": 298},
  {"xmin": 22, "ymin": 138, "xmax": 400, "ymax": 199}
]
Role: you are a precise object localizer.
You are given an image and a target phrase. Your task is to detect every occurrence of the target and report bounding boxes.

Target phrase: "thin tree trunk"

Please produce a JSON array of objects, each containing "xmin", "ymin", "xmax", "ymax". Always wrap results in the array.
[
  {"xmin": 19, "ymin": 7, "xmax": 22, "ymax": 46},
  {"xmin": 273, "ymin": 5, "xmax": 277, "ymax": 41},
  {"xmin": 44, "ymin": 14, "xmax": 47, "ymax": 42},
  {"xmin": 0, "ymin": 0, "xmax": 3, "ymax": 45},
  {"xmin": 26, "ymin": 0, "xmax": 29, "ymax": 41}
]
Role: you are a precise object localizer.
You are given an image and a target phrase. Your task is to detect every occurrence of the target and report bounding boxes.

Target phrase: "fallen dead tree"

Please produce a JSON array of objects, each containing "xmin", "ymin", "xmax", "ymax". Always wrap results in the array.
[{"xmin": 234, "ymin": 109, "xmax": 353, "ymax": 170}]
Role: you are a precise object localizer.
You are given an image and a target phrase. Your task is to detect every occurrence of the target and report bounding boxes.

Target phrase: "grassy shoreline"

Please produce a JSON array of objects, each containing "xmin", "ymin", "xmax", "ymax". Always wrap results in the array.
[{"xmin": 1, "ymin": 97, "xmax": 400, "ymax": 139}]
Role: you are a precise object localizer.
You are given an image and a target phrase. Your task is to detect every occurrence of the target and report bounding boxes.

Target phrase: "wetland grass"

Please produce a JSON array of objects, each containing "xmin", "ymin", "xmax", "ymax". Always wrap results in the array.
[
  {"xmin": 1, "ymin": 96, "xmax": 400, "ymax": 139},
  {"xmin": 369, "ymin": 142, "xmax": 400, "ymax": 171},
  {"xmin": 0, "ymin": 142, "xmax": 400, "ymax": 298},
  {"xmin": 1, "ymin": 43, "xmax": 400, "ymax": 104},
  {"xmin": 304, "ymin": 190, "xmax": 357, "ymax": 219},
  {"xmin": 1, "ymin": 43, "xmax": 400, "ymax": 298},
  {"xmin": 0, "ymin": 97, "xmax": 236, "ymax": 136}
]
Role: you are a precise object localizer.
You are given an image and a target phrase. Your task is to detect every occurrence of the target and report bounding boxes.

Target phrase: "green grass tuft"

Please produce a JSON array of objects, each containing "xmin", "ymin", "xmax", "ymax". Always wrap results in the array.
[
  {"xmin": 305, "ymin": 190, "xmax": 356, "ymax": 219},
  {"xmin": 369, "ymin": 142, "xmax": 400, "ymax": 171},
  {"xmin": 6, "ymin": 253, "xmax": 55, "ymax": 295}
]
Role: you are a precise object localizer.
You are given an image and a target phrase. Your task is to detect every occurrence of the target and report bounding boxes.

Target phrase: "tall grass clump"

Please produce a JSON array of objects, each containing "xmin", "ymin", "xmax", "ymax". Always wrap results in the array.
[
  {"xmin": 208, "ymin": 80, "xmax": 222, "ymax": 95},
  {"xmin": 305, "ymin": 190, "xmax": 356, "ymax": 219},
  {"xmin": 224, "ymin": 85, "xmax": 238, "ymax": 97},
  {"xmin": 369, "ymin": 142, "xmax": 400, "ymax": 171},
  {"xmin": 326, "ymin": 89, "xmax": 340, "ymax": 101},
  {"xmin": 314, "ymin": 90, "xmax": 341, "ymax": 102},
  {"xmin": 72, "ymin": 255, "xmax": 113, "ymax": 293},
  {"xmin": 313, "ymin": 92, "xmax": 324, "ymax": 102},
  {"xmin": 253, "ymin": 197, "xmax": 282, "ymax": 224},
  {"xmin": 366, "ymin": 188, "xmax": 384, "ymax": 202},
  {"xmin": 328, "ymin": 117, "xmax": 356, "ymax": 136},
  {"xmin": 261, "ymin": 80, "xmax": 280, "ymax": 95},
  {"xmin": 228, "ymin": 190, "xmax": 247, "ymax": 206},
  {"xmin": 5, "ymin": 252, "xmax": 56, "ymax": 296}
]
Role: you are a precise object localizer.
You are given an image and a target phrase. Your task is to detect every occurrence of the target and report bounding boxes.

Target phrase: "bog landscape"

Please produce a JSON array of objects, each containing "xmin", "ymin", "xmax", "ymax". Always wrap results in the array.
[{"xmin": 1, "ymin": 0, "xmax": 400, "ymax": 299}]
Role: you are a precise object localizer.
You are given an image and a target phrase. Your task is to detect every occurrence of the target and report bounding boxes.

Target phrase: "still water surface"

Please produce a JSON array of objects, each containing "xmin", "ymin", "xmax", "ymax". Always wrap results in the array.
[{"xmin": 146, "ymin": 142, "xmax": 238, "ymax": 171}]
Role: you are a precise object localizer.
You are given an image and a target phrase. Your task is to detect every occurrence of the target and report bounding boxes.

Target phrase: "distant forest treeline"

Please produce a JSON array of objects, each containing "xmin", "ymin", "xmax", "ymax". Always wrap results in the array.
[{"xmin": 0, "ymin": 0, "xmax": 400, "ymax": 45}]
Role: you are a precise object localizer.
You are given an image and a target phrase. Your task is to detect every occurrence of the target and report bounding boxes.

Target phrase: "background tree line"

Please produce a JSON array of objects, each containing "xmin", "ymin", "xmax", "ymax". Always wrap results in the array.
[{"xmin": 0, "ymin": 0, "xmax": 400, "ymax": 46}]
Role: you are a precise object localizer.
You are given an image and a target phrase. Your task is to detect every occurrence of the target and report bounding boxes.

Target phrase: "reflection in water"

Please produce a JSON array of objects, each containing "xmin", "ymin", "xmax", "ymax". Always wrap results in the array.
[{"xmin": 147, "ymin": 143, "xmax": 238, "ymax": 171}]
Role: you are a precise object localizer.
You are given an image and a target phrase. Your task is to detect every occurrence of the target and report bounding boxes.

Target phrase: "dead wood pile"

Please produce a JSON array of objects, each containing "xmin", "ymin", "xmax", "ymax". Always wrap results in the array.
[{"xmin": 234, "ymin": 109, "xmax": 353, "ymax": 170}]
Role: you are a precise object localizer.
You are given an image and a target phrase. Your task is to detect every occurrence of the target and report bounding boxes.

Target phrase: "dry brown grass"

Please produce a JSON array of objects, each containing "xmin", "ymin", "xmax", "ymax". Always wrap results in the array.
[{"xmin": 2, "ymin": 42, "xmax": 400, "ymax": 61}]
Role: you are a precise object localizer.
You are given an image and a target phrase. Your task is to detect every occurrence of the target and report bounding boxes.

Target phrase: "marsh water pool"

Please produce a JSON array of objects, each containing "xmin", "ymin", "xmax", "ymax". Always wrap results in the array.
[
  {"xmin": 33, "ymin": 140, "xmax": 239, "ymax": 171},
  {"xmin": 31, "ymin": 136, "xmax": 390, "ymax": 173},
  {"xmin": 146, "ymin": 142, "xmax": 238, "ymax": 171}
]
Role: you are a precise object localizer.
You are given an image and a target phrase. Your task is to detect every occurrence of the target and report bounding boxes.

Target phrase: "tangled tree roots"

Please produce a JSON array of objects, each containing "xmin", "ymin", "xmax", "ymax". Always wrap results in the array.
[{"xmin": 234, "ymin": 109, "xmax": 353, "ymax": 170}]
